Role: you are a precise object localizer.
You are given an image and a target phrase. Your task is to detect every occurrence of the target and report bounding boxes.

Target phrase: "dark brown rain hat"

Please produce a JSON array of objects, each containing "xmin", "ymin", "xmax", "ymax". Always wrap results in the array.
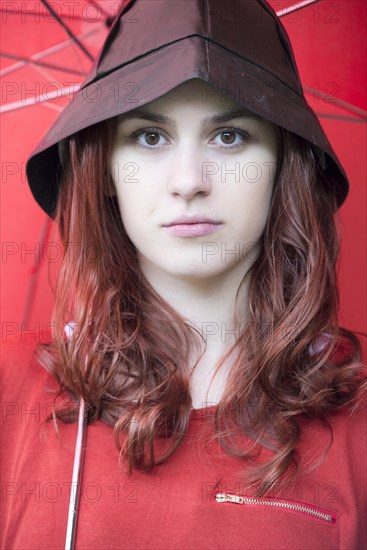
[{"xmin": 26, "ymin": 0, "xmax": 349, "ymax": 218}]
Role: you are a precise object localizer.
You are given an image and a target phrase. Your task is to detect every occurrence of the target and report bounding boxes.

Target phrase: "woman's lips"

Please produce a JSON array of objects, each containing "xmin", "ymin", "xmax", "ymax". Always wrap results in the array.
[{"xmin": 162, "ymin": 223, "xmax": 223, "ymax": 237}]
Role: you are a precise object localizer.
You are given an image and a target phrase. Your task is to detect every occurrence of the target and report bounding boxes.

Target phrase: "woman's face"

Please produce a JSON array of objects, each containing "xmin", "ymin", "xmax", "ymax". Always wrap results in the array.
[{"xmin": 110, "ymin": 78, "xmax": 278, "ymax": 281}]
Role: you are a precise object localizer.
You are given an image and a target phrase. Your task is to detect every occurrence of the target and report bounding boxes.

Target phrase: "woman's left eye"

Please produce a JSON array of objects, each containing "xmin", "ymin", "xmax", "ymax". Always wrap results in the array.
[{"xmin": 210, "ymin": 128, "xmax": 251, "ymax": 149}]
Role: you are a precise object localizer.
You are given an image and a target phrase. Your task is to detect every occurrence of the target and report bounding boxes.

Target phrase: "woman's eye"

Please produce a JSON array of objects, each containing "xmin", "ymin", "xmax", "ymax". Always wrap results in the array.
[
  {"xmin": 130, "ymin": 128, "xmax": 169, "ymax": 149},
  {"xmin": 210, "ymin": 128, "xmax": 251, "ymax": 149}
]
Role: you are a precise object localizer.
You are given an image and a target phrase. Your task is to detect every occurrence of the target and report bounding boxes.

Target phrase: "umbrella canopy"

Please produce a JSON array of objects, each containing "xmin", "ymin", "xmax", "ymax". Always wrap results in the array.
[
  {"xmin": 1, "ymin": 0, "xmax": 120, "ymax": 338},
  {"xmin": 1, "ymin": 0, "xmax": 366, "ymax": 341}
]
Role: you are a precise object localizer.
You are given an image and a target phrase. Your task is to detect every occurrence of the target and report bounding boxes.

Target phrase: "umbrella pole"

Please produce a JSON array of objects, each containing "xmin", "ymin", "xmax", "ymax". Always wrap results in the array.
[{"xmin": 65, "ymin": 396, "xmax": 88, "ymax": 550}]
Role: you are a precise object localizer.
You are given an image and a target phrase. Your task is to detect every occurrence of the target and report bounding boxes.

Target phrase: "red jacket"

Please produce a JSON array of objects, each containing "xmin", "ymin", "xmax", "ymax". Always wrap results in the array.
[{"xmin": 1, "ymin": 331, "xmax": 366, "ymax": 549}]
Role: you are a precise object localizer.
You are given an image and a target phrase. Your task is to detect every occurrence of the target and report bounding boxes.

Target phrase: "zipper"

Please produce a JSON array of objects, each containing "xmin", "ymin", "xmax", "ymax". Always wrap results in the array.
[{"xmin": 215, "ymin": 492, "xmax": 337, "ymax": 525}]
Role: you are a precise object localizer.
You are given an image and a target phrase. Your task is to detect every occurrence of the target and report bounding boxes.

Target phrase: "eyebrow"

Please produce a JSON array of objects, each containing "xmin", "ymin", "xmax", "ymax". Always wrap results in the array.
[{"xmin": 117, "ymin": 108, "xmax": 262, "ymax": 128}]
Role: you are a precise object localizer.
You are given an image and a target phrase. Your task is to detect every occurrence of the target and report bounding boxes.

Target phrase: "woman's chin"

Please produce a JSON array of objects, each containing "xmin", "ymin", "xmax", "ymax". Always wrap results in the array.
[{"xmin": 140, "ymin": 258, "xmax": 243, "ymax": 282}]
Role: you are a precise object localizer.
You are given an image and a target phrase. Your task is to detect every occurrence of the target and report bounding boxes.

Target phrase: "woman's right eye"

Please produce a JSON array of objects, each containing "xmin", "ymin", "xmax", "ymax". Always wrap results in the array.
[{"xmin": 129, "ymin": 127, "xmax": 169, "ymax": 150}]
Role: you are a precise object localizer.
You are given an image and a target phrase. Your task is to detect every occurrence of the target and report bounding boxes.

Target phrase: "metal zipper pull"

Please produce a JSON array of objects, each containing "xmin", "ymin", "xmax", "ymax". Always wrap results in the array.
[{"xmin": 216, "ymin": 492, "xmax": 244, "ymax": 504}]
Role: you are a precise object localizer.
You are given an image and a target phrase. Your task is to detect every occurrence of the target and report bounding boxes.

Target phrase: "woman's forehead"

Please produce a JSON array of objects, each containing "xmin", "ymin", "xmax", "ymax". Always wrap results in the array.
[
  {"xmin": 117, "ymin": 79, "xmax": 263, "ymax": 125},
  {"xmin": 138, "ymin": 79, "xmax": 245, "ymax": 109}
]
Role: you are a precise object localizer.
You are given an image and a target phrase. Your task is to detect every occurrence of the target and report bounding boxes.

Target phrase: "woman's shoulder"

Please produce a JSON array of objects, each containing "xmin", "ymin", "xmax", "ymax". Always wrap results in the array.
[
  {"xmin": 297, "ymin": 382, "xmax": 367, "ymax": 477},
  {"xmin": 327, "ymin": 394, "xmax": 367, "ymax": 449}
]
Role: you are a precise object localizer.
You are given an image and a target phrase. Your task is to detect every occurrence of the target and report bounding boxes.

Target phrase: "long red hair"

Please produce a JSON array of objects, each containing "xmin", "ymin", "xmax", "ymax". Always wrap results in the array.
[{"xmin": 36, "ymin": 116, "xmax": 366, "ymax": 497}]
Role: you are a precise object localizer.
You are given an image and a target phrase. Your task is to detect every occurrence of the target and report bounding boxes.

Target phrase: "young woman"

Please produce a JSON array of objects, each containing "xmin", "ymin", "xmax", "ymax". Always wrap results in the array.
[{"xmin": 2, "ymin": 1, "xmax": 366, "ymax": 549}]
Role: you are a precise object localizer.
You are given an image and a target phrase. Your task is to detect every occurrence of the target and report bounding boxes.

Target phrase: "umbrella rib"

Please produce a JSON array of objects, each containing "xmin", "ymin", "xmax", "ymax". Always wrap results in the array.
[
  {"xmin": 276, "ymin": 0, "xmax": 320, "ymax": 17},
  {"xmin": 40, "ymin": 0, "xmax": 94, "ymax": 61},
  {"xmin": 0, "ymin": 7, "xmax": 97, "ymax": 22},
  {"xmin": 0, "ymin": 53, "xmax": 86, "ymax": 76},
  {"xmin": 304, "ymin": 86, "xmax": 367, "ymax": 119},
  {"xmin": 69, "ymin": 38, "xmax": 89, "ymax": 76},
  {"xmin": 315, "ymin": 113, "xmax": 366, "ymax": 123},
  {"xmin": 275, "ymin": 1, "xmax": 367, "ymax": 120},
  {"xmin": 87, "ymin": 0, "xmax": 110, "ymax": 18},
  {"xmin": 0, "ymin": 27, "xmax": 103, "ymax": 78},
  {"xmin": 0, "ymin": 85, "xmax": 80, "ymax": 114}
]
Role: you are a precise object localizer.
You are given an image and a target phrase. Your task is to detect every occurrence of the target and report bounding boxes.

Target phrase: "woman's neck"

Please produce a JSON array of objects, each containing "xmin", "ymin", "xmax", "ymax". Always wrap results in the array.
[{"xmin": 138, "ymin": 257, "xmax": 250, "ymax": 407}]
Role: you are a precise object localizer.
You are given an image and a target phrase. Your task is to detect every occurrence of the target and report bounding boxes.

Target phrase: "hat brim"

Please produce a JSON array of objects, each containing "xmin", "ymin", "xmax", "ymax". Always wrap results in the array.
[{"xmin": 26, "ymin": 35, "xmax": 349, "ymax": 217}]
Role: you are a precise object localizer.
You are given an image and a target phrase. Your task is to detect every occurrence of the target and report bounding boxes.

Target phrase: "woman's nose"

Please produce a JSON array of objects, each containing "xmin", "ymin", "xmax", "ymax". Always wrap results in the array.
[{"xmin": 166, "ymin": 144, "xmax": 212, "ymax": 200}]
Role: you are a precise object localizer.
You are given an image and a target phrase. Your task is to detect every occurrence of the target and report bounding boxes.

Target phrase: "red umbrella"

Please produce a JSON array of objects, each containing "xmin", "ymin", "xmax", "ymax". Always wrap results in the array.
[
  {"xmin": 1, "ymin": 0, "xmax": 366, "ymax": 342},
  {"xmin": 270, "ymin": 0, "xmax": 366, "ymax": 338},
  {"xmin": 1, "ymin": 0, "xmax": 122, "ymax": 340}
]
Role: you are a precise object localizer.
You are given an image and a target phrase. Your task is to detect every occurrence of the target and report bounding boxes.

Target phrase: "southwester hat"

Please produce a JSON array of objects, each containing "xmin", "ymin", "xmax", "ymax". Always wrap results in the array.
[{"xmin": 26, "ymin": 0, "xmax": 349, "ymax": 218}]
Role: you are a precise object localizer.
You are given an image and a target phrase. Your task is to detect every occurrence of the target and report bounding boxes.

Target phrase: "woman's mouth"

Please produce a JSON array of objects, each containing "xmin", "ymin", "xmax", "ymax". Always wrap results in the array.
[{"xmin": 162, "ymin": 222, "xmax": 223, "ymax": 237}]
